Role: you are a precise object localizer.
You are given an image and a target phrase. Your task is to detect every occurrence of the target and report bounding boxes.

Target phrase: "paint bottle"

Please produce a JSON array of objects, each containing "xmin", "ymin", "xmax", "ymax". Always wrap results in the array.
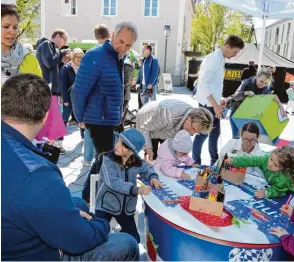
[
  {"xmin": 218, "ymin": 175, "xmax": 223, "ymax": 184},
  {"xmin": 217, "ymin": 191, "xmax": 225, "ymax": 203},
  {"xmin": 211, "ymin": 176, "xmax": 218, "ymax": 184},
  {"xmin": 199, "ymin": 189, "xmax": 204, "ymax": 198},
  {"xmin": 193, "ymin": 185, "xmax": 201, "ymax": 197}
]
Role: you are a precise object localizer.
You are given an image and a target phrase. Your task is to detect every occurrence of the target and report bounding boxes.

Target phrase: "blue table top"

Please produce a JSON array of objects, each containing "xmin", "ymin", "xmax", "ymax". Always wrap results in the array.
[{"xmin": 141, "ymin": 166, "xmax": 294, "ymax": 245}]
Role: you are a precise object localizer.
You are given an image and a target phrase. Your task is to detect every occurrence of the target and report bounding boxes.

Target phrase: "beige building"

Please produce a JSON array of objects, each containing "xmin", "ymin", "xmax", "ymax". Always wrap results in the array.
[
  {"xmin": 265, "ymin": 19, "xmax": 294, "ymax": 61},
  {"xmin": 41, "ymin": 0, "xmax": 195, "ymax": 85},
  {"xmin": 2, "ymin": 0, "xmax": 16, "ymax": 4}
]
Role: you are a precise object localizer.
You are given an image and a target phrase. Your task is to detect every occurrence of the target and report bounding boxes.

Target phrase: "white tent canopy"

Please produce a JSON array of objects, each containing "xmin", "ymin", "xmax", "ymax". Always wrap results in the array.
[
  {"xmin": 210, "ymin": 0, "xmax": 294, "ymax": 69},
  {"xmin": 211, "ymin": 0, "xmax": 294, "ymax": 19},
  {"xmin": 225, "ymin": 43, "xmax": 294, "ymax": 68}
]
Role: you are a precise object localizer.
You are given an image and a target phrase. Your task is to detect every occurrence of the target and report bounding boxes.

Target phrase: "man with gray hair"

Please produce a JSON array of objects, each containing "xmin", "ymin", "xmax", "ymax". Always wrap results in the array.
[{"xmin": 72, "ymin": 21, "xmax": 138, "ymax": 202}]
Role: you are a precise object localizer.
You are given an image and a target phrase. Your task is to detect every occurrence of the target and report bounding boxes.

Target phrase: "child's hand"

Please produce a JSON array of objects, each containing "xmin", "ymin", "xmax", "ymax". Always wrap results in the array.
[
  {"xmin": 254, "ymin": 190, "xmax": 266, "ymax": 198},
  {"xmin": 138, "ymin": 186, "xmax": 152, "ymax": 195},
  {"xmin": 225, "ymin": 157, "xmax": 233, "ymax": 165},
  {"xmin": 270, "ymin": 227, "xmax": 289, "ymax": 238},
  {"xmin": 150, "ymin": 178, "xmax": 162, "ymax": 189},
  {"xmin": 192, "ymin": 164, "xmax": 200, "ymax": 168},
  {"xmin": 181, "ymin": 172, "xmax": 191, "ymax": 180},
  {"xmin": 280, "ymin": 204, "xmax": 293, "ymax": 218}
]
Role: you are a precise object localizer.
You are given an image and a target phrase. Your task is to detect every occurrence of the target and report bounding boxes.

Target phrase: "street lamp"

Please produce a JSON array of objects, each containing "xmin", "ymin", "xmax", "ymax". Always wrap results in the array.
[{"xmin": 163, "ymin": 23, "xmax": 171, "ymax": 73}]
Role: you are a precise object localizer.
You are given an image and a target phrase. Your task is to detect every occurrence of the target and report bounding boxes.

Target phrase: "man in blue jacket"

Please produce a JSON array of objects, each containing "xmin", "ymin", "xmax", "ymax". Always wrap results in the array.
[
  {"xmin": 136, "ymin": 44, "xmax": 159, "ymax": 105},
  {"xmin": 1, "ymin": 74, "xmax": 139, "ymax": 261},
  {"xmin": 71, "ymin": 21, "xmax": 138, "ymax": 202}
]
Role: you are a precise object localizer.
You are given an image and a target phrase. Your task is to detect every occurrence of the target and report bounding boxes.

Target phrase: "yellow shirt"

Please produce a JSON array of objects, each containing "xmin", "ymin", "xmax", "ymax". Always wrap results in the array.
[
  {"xmin": 19, "ymin": 53, "xmax": 42, "ymax": 77},
  {"xmin": 1, "ymin": 53, "xmax": 42, "ymax": 87}
]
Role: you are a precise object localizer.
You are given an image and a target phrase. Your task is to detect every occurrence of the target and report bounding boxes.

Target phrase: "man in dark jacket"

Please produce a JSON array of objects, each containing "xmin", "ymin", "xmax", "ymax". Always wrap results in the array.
[
  {"xmin": 36, "ymin": 29, "xmax": 71, "ymax": 153},
  {"xmin": 36, "ymin": 29, "xmax": 70, "ymax": 96},
  {"xmin": 241, "ymin": 61, "xmax": 257, "ymax": 81},
  {"xmin": 71, "ymin": 21, "xmax": 138, "ymax": 202},
  {"xmin": 1, "ymin": 74, "xmax": 139, "ymax": 261},
  {"xmin": 136, "ymin": 44, "xmax": 159, "ymax": 105}
]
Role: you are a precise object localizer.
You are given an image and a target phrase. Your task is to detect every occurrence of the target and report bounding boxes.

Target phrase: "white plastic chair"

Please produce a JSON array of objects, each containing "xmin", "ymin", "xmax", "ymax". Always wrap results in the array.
[
  {"xmin": 89, "ymin": 174, "xmax": 99, "ymax": 213},
  {"xmin": 89, "ymin": 174, "xmax": 139, "ymax": 231}
]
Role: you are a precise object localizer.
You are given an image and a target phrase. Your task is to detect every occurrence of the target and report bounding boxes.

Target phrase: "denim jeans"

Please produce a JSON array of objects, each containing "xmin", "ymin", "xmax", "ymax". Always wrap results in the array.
[
  {"xmin": 84, "ymin": 129, "xmax": 95, "ymax": 163},
  {"xmin": 62, "ymin": 233, "xmax": 139, "ymax": 261},
  {"xmin": 192, "ymin": 104, "xmax": 220, "ymax": 166},
  {"xmin": 62, "ymin": 102, "xmax": 72, "ymax": 124},
  {"xmin": 140, "ymin": 84, "xmax": 157, "ymax": 105},
  {"xmin": 229, "ymin": 108, "xmax": 240, "ymax": 139},
  {"xmin": 63, "ymin": 198, "xmax": 139, "ymax": 261},
  {"xmin": 95, "ymin": 210, "xmax": 140, "ymax": 243}
]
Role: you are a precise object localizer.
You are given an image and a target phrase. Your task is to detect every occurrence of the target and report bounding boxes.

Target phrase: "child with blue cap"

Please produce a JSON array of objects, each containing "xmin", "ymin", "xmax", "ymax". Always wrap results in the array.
[{"xmin": 95, "ymin": 128, "xmax": 162, "ymax": 243}]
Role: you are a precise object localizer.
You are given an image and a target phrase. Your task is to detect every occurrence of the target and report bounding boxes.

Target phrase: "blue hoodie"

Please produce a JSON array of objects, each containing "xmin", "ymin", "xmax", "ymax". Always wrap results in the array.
[
  {"xmin": 1, "ymin": 121, "xmax": 110, "ymax": 261},
  {"xmin": 36, "ymin": 38, "xmax": 67, "ymax": 94}
]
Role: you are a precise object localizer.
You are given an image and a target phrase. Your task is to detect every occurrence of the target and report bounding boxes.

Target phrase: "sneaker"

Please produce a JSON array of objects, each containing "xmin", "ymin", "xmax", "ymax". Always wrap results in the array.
[{"xmin": 82, "ymin": 160, "xmax": 92, "ymax": 167}]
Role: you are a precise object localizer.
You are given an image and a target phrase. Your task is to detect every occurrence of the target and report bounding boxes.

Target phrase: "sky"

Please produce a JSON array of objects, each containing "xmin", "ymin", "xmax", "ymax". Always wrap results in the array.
[{"xmin": 253, "ymin": 18, "xmax": 278, "ymax": 43}]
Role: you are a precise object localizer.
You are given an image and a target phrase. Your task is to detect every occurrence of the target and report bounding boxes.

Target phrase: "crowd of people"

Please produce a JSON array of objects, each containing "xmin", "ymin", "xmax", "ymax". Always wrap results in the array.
[{"xmin": 1, "ymin": 3, "xmax": 294, "ymax": 261}]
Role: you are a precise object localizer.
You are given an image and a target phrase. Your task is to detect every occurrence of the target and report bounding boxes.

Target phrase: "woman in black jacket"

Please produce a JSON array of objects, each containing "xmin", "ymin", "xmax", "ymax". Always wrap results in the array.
[{"xmin": 226, "ymin": 67, "xmax": 285, "ymax": 138}]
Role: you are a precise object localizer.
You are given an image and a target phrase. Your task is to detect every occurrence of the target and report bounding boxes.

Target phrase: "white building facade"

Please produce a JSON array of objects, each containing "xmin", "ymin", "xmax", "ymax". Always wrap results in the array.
[
  {"xmin": 265, "ymin": 19, "xmax": 294, "ymax": 61},
  {"xmin": 2, "ymin": 0, "xmax": 16, "ymax": 4},
  {"xmin": 41, "ymin": 0, "xmax": 195, "ymax": 85}
]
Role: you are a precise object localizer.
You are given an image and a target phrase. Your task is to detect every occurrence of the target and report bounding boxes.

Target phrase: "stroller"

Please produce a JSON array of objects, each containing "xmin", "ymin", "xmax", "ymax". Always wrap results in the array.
[{"xmin": 116, "ymin": 105, "xmax": 138, "ymax": 132}]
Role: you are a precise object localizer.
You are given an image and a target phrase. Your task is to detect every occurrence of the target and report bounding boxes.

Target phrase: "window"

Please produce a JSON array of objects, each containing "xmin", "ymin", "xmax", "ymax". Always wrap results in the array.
[
  {"xmin": 140, "ymin": 41, "xmax": 158, "ymax": 57},
  {"xmin": 144, "ymin": 0, "xmax": 159, "ymax": 17},
  {"xmin": 63, "ymin": 0, "xmax": 77, "ymax": 16},
  {"xmin": 281, "ymin": 24, "xmax": 285, "ymax": 43},
  {"xmin": 283, "ymin": 43, "xmax": 287, "ymax": 57},
  {"xmin": 285, "ymin": 43, "xmax": 289, "ymax": 57},
  {"xmin": 275, "ymin": 27, "xmax": 279, "ymax": 44},
  {"xmin": 269, "ymin": 29, "xmax": 272, "ymax": 46},
  {"xmin": 102, "ymin": 0, "xmax": 117, "ymax": 16},
  {"xmin": 277, "ymin": 44, "xmax": 280, "ymax": 54},
  {"xmin": 265, "ymin": 32, "xmax": 268, "ymax": 47},
  {"xmin": 286, "ymin": 22, "xmax": 291, "ymax": 42}
]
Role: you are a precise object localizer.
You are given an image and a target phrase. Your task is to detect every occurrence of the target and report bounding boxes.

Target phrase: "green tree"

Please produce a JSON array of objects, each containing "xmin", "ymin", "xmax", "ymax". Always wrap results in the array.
[
  {"xmin": 191, "ymin": 1, "xmax": 253, "ymax": 55},
  {"xmin": 16, "ymin": 0, "xmax": 41, "ymax": 41},
  {"xmin": 225, "ymin": 12, "xmax": 254, "ymax": 44}
]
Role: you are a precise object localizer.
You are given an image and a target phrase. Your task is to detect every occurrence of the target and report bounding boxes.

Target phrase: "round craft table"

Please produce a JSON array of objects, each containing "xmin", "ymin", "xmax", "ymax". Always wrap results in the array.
[{"xmin": 142, "ymin": 167, "xmax": 293, "ymax": 261}]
